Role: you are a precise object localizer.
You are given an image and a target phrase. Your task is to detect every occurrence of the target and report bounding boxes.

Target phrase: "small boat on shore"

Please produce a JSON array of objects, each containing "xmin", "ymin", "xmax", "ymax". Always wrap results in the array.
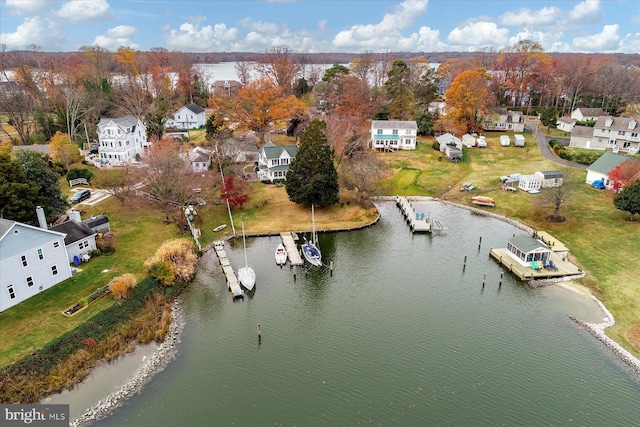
[
  {"xmin": 460, "ymin": 181, "xmax": 474, "ymax": 191},
  {"xmin": 471, "ymin": 196, "xmax": 496, "ymax": 207},
  {"xmin": 213, "ymin": 224, "xmax": 227, "ymax": 232},
  {"xmin": 275, "ymin": 243, "xmax": 287, "ymax": 266}
]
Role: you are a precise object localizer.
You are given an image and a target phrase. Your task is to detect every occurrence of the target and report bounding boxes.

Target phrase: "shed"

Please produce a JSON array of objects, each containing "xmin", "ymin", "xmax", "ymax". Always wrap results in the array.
[
  {"xmin": 518, "ymin": 174, "xmax": 542, "ymax": 191},
  {"xmin": 535, "ymin": 170, "xmax": 563, "ymax": 188},
  {"xmin": 500, "ymin": 135, "xmax": 511, "ymax": 146},
  {"xmin": 514, "ymin": 134, "xmax": 525, "ymax": 147},
  {"xmin": 506, "ymin": 235, "xmax": 552, "ymax": 266},
  {"xmin": 82, "ymin": 214, "xmax": 110, "ymax": 234},
  {"xmin": 444, "ymin": 145, "xmax": 462, "ymax": 161},
  {"xmin": 462, "ymin": 134, "xmax": 476, "ymax": 148}
]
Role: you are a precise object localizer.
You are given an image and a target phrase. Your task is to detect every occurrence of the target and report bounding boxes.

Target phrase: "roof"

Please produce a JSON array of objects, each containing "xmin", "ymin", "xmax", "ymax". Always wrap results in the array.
[
  {"xmin": 98, "ymin": 116, "xmax": 140, "ymax": 128},
  {"xmin": 571, "ymin": 125, "xmax": 594, "ymax": 137},
  {"xmin": 436, "ymin": 133, "xmax": 461, "ymax": 145},
  {"xmin": 594, "ymin": 116, "xmax": 638, "ymax": 132},
  {"xmin": 12, "ymin": 144, "xmax": 50, "ymax": 154},
  {"xmin": 507, "ymin": 235, "xmax": 551, "ymax": 253},
  {"xmin": 557, "ymin": 117, "xmax": 576, "ymax": 124},
  {"xmin": 371, "ymin": 120, "xmax": 417, "ymax": 130},
  {"xmin": 574, "ymin": 107, "xmax": 606, "ymax": 117},
  {"xmin": 184, "ymin": 103, "xmax": 205, "ymax": 114},
  {"xmin": 0, "ymin": 219, "xmax": 67, "ymax": 259},
  {"xmin": 587, "ymin": 152, "xmax": 630, "ymax": 175},
  {"xmin": 82, "ymin": 214, "xmax": 109, "ymax": 229},
  {"xmin": 260, "ymin": 141, "xmax": 298, "ymax": 160},
  {"xmin": 188, "ymin": 147, "xmax": 212, "ymax": 163},
  {"xmin": 541, "ymin": 170, "xmax": 563, "ymax": 179},
  {"xmin": 49, "ymin": 221, "xmax": 96, "ymax": 245}
]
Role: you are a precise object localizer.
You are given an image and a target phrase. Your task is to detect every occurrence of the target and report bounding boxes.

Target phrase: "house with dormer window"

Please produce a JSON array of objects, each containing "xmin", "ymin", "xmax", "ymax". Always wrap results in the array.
[
  {"xmin": 570, "ymin": 116, "xmax": 639, "ymax": 154},
  {"xmin": 166, "ymin": 103, "xmax": 206, "ymax": 129},
  {"xmin": 370, "ymin": 120, "xmax": 417, "ymax": 151},
  {"xmin": 97, "ymin": 116, "xmax": 149, "ymax": 165},
  {"xmin": 483, "ymin": 108, "xmax": 524, "ymax": 132},
  {"xmin": 0, "ymin": 219, "xmax": 73, "ymax": 312},
  {"xmin": 257, "ymin": 141, "xmax": 298, "ymax": 182}
]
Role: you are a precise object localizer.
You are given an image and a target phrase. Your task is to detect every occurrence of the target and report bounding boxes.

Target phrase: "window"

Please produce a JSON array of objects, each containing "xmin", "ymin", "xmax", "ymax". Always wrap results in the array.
[
  {"xmin": 26, "ymin": 276, "xmax": 34, "ymax": 287},
  {"xmin": 406, "ymin": 129, "xmax": 412, "ymax": 135},
  {"xmin": 282, "ymin": 158, "xmax": 289, "ymax": 165},
  {"xmin": 54, "ymin": 241, "xmax": 59, "ymax": 248},
  {"xmin": 21, "ymin": 255, "xmax": 28, "ymax": 267},
  {"xmin": 51, "ymin": 265, "xmax": 58, "ymax": 276},
  {"xmin": 37, "ymin": 248, "xmax": 44, "ymax": 260},
  {"xmin": 79, "ymin": 241, "xmax": 88, "ymax": 250},
  {"xmin": 377, "ymin": 129, "xmax": 383, "ymax": 135},
  {"xmin": 618, "ymin": 131, "xmax": 625, "ymax": 136},
  {"xmin": 392, "ymin": 129, "xmax": 398, "ymax": 135},
  {"xmin": 7, "ymin": 285, "xmax": 15, "ymax": 299}
]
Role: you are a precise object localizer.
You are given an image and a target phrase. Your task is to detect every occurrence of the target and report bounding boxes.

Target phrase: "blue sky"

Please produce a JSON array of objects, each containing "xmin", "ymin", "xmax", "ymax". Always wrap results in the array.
[{"xmin": 1, "ymin": 0, "xmax": 638, "ymax": 53}]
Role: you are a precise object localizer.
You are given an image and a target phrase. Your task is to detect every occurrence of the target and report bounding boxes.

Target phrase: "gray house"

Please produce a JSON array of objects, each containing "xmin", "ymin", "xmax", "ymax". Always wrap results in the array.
[
  {"xmin": 506, "ymin": 235, "xmax": 553, "ymax": 266},
  {"xmin": 257, "ymin": 141, "xmax": 298, "ymax": 182}
]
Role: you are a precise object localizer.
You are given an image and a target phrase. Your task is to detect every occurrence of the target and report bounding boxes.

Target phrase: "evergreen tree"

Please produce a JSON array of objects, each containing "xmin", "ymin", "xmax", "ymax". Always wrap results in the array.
[
  {"xmin": 384, "ymin": 60, "xmax": 415, "ymax": 121},
  {"xmin": 0, "ymin": 153, "xmax": 40, "ymax": 224},
  {"xmin": 539, "ymin": 107, "xmax": 557, "ymax": 130},
  {"xmin": 614, "ymin": 179, "xmax": 640, "ymax": 221},
  {"xmin": 15, "ymin": 150, "xmax": 69, "ymax": 219},
  {"xmin": 285, "ymin": 119, "xmax": 339, "ymax": 206}
]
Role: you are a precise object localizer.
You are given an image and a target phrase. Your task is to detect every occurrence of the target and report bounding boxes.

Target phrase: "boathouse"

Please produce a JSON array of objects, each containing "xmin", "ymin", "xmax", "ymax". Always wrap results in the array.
[{"xmin": 506, "ymin": 235, "xmax": 552, "ymax": 266}]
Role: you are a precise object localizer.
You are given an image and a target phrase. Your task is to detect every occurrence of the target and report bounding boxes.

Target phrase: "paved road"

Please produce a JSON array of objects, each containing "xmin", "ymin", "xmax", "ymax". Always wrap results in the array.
[{"xmin": 525, "ymin": 121, "xmax": 587, "ymax": 170}]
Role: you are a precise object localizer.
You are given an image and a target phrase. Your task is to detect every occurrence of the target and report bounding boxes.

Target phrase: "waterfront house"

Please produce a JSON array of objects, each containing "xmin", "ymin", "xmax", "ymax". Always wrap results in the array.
[
  {"xmin": 506, "ymin": 235, "xmax": 553, "ymax": 266},
  {"xmin": 370, "ymin": 120, "xmax": 417, "ymax": 151},
  {"xmin": 211, "ymin": 80, "xmax": 243, "ymax": 97},
  {"xmin": 518, "ymin": 174, "xmax": 542, "ymax": 192},
  {"xmin": 585, "ymin": 152, "xmax": 629, "ymax": 188},
  {"xmin": 257, "ymin": 141, "xmax": 298, "ymax": 182},
  {"xmin": 49, "ymin": 212, "xmax": 97, "ymax": 264},
  {"xmin": 97, "ymin": 116, "xmax": 149, "ymax": 165},
  {"xmin": 482, "ymin": 108, "xmax": 524, "ymax": 132},
  {"xmin": 167, "ymin": 103, "xmax": 206, "ymax": 129},
  {"xmin": 0, "ymin": 218, "xmax": 72, "ymax": 312}
]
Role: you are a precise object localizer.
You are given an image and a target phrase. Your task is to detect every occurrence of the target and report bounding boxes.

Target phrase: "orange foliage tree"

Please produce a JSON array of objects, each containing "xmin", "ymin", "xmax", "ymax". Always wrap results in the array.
[
  {"xmin": 208, "ymin": 78, "xmax": 307, "ymax": 145},
  {"xmin": 609, "ymin": 158, "xmax": 640, "ymax": 191},
  {"xmin": 445, "ymin": 69, "xmax": 493, "ymax": 133}
]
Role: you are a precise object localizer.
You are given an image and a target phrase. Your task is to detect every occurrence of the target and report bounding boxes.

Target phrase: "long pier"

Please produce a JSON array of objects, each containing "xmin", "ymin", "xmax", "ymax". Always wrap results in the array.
[
  {"xmin": 213, "ymin": 240, "xmax": 244, "ymax": 298},
  {"xmin": 280, "ymin": 232, "xmax": 304, "ymax": 266},
  {"xmin": 396, "ymin": 196, "xmax": 432, "ymax": 233}
]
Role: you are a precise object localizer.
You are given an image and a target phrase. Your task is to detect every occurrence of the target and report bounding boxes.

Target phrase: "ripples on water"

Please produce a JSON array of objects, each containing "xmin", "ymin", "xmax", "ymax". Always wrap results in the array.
[{"xmin": 90, "ymin": 202, "xmax": 640, "ymax": 426}]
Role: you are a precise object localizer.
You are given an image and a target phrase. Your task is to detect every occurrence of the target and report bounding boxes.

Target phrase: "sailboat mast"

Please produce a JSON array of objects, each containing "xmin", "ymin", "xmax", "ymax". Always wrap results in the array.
[
  {"xmin": 312, "ymin": 204, "xmax": 316, "ymax": 244},
  {"xmin": 242, "ymin": 222, "xmax": 248, "ymax": 268}
]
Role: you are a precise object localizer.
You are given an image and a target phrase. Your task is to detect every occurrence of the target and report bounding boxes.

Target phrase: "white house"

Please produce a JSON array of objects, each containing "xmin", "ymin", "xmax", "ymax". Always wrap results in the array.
[
  {"xmin": 49, "ymin": 210, "xmax": 97, "ymax": 264},
  {"xmin": 570, "ymin": 116, "xmax": 640, "ymax": 154},
  {"xmin": 571, "ymin": 107, "xmax": 606, "ymax": 122},
  {"xmin": 257, "ymin": 141, "xmax": 298, "ymax": 182},
  {"xmin": 370, "ymin": 120, "xmax": 417, "ymax": 151},
  {"xmin": 427, "ymin": 101, "xmax": 447, "ymax": 116},
  {"xmin": 506, "ymin": 235, "xmax": 553, "ymax": 267},
  {"xmin": 167, "ymin": 103, "xmax": 206, "ymax": 129},
  {"xmin": 483, "ymin": 108, "xmax": 525, "ymax": 132},
  {"xmin": 585, "ymin": 152, "xmax": 629, "ymax": 188},
  {"xmin": 518, "ymin": 174, "xmax": 542, "ymax": 191},
  {"xmin": 0, "ymin": 218, "xmax": 73, "ymax": 312},
  {"xmin": 187, "ymin": 146, "xmax": 212, "ymax": 172},
  {"xmin": 97, "ymin": 116, "xmax": 149, "ymax": 166},
  {"xmin": 556, "ymin": 117, "xmax": 576, "ymax": 133},
  {"xmin": 436, "ymin": 133, "xmax": 462, "ymax": 151}
]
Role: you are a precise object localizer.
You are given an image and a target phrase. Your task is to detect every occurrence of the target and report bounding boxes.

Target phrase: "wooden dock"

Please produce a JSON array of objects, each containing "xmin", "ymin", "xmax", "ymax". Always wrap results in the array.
[
  {"xmin": 213, "ymin": 240, "xmax": 244, "ymax": 298},
  {"xmin": 280, "ymin": 232, "xmax": 304, "ymax": 266},
  {"xmin": 489, "ymin": 248, "xmax": 583, "ymax": 281},
  {"xmin": 396, "ymin": 196, "xmax": 432, "ymax": 233}
]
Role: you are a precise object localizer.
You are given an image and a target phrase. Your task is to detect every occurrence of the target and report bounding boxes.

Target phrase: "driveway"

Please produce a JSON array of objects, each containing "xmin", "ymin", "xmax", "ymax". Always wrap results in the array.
[{"xmin": 525, "ymin": 121, "xmax": 587, "ymax": 170}]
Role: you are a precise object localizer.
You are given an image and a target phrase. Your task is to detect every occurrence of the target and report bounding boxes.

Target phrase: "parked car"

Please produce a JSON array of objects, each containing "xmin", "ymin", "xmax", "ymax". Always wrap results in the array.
[
  {"xmin": 70, "ymin": 189, "xmax": 91, "ymax": 203},
  {"xmin": 89, "ymin": 146, "xmax": 99, "ymax": 154}
]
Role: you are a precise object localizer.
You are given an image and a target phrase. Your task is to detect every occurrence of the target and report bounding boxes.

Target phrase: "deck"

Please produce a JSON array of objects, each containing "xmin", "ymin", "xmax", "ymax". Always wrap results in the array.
[
  {"xmin": 396, "ymin": 196, "xmax": 432, "ymax": 233},
  {"xmin": 213, "ymin": 240, "xmax": 244, "ymax": 298},
  {"xmin": 489, "ymin": 248, "xmax": 583, "ymax": 281},
  {"xmin": 280, "ymin": 232, "xmax": 304, "ymax": 266}
]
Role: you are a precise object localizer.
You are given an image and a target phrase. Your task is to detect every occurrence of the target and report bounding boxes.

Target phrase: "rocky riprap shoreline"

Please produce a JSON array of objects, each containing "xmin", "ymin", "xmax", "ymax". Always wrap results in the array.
[
  {"xmin": 70, "ymin": 301, "xmax": 186, "ymax": 427},
  {"xmin": 570, "ymin": 297, "xmax": 640, "ymax": 375}
]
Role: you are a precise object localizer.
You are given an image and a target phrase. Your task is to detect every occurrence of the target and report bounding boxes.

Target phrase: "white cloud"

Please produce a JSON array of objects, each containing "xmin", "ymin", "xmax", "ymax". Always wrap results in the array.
[
  {"xmin": 508, "ymin": 28, "xmax": 565, "ymax": 52},
  {"xmin": 56, "ymin": 0, "xmax": 110, "ymax": 22},
  {"xmin": 499, "ymin": 6, "xmax": 560, "ymax": 27},
  {"xmin": 568, "ymin": 0, "xmax": 602, "ymax": 24},
  {"xmin": 571, "ymin": 24, "xmax": 620, "ymax": 52},
  {"xmin": 164, "ymin": 21, "xmax": 239, "ymax": 51},
  {"xmin": 0, "ymin": 16, "xmax": 66, "ymax": 50},
  {"xmin": 4, "ymin": 0, "xmax": 52, "ymax": 15},
  {"xmin": 447, "ymin": 21, "xmax": 509, "ymax": 48},
  {"xmin": 93, "ymin": 25, "xmax": 139, "ymax": 50},
  {"xmin": 239, "ymin": 18, "xmax": 280, "ymax": 35},
  {"xmin": 332, "ymin": 0, "xmax": 429, "ymax": 51}
]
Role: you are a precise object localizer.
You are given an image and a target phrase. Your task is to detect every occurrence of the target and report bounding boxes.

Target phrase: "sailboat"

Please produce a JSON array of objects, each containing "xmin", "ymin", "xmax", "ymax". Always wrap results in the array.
[
  {"xmin": 302, "ymin": 204, "xmax": 323, "ymax": 267},
  {"xmin": 237, "ymin": 222, "xmax": 256, "ymax": 291}
]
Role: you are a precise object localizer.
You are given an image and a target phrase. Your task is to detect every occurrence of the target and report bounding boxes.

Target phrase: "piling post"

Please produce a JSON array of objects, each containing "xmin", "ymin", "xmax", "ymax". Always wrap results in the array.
[
  {"xmin": 499, "ymin": 272, "xmax": 503, "ymax": 287},
  {"xmin": 463, "ymin": 255, "xmax": 467, "ymax": 271},
  {"xmin": 329, "ymin": 261, "xmax": 333, "ymax": 276},
  {"xmin": 482, "ymin": 273, "xmax": 486, "ymax": 288},
  {"xmin": 257, "ymin": 322, "xmax": 261, "ymax": 342},
  {"xmin": 478, "ymin": 236, "xmax": 483, "ymax": 250},
  {"xmin": 293, "ymin": 266, "xmax": 297, "ymax": 281}
]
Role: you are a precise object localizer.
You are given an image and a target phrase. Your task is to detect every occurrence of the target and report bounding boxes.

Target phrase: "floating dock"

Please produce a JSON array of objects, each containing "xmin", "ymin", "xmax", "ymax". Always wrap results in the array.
[
  {"xmin": 280, "ymin": 232, "xmax": 304, "ymax": 266},
  {"xmin": 489, "ymin": 248, "xmax": 583, "ymax": 281},
  {"xmin": 396, "ymin": 196, "xmax": 432, "ymax": 233},
  {"xmin": 213, "ymin": 240, "xmax": 244, "ymax": 298}
]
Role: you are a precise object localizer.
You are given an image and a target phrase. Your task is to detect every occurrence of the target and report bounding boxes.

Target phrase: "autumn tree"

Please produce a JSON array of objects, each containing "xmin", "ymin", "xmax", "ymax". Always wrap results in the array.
[
  {"xmin": 494, "ymin": 40, "xmax": 549, "ymax": 107},
  {"xmin": 324, "ymin": 115, "xmax": 369, "ymax": 164},
  {"xmin": 285, "ymin": 119, "xmax": 339, "ymax": 206},
  {"xmin": 614, "ymin": 179, "xmax": 640, "ymax": 221},
  {"xmin": 349, "ymin": 52, "xmax": 377, "ymax": 87},
  {"xmin": 445, "ymin": 69, "xmax": 492, "ymax": 133},
  {"xmin": 327, "ymin": 74, "xmax": 377, "ymax": 119},
  {"xmin": 108, "ymin": 273, "xmax": 137, "ymax": 300},
  {"xmin": 0, "ymin": 90, "xmax": 37, "ymax": 144},
  {"xmin": 221, "ymin": 175, "xmax": 249, "ymax": 207},
  {"xmin": 542, "ymin": 169, "xmax": 575, "ymax": 222},
  {"xmin": 609, "ymin": 158, "xmax": 640, "ymax": 191},
  {"xmin": 144, "ymin": 238, "xmax": 199, "ymax": 285},
  {"xmin": 338, "ymin": 151, "xmax": 386, "ymax": 202},
  {"xmin": 234, "ymin": 61, "xmax": 253, "ymax": 86},
  {"xmin": 208, "ymin": 78, "xmax": 307, "ymax": 145},
  {"xmin": 49, "ymin": 132, "xmax": 81, "ymax": 168},
  {"xmin": 255, "ymin": 45, "xmax": 301, "ymax": 96}
]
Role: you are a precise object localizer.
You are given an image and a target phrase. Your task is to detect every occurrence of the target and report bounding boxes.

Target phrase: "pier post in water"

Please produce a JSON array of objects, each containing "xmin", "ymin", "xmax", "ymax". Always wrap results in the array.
[
  {"xmin": 478, "ymin": 236, "xmax": 483, "ymax": 250},
  {"xmin": 257, "ymin": 322, "xmax": 261, "ymax": 343},
  {"xmin": 499, "ymin": 272, "xmax": 503, "ymax": 287},
  {"xmin": 463, "ymin": 255, "xmax": 467, "ymax": 271},
  {"xmin": 329, "ymin": 261, "xmax": 333, "ymax": 276},
  {"xmin": 482, "ymin": 273, "xmax": 486, "ymax": 288}
]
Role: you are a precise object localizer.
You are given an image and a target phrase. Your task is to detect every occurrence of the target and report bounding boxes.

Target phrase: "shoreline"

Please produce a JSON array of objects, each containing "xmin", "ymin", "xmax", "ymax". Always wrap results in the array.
[{"xmin": 64, "ymin": 198, "xmax": 638, "ymax": 425}]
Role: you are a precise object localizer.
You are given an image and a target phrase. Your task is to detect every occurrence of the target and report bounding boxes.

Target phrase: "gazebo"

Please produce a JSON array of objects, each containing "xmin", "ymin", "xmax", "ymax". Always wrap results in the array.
[{"xmin": 506, "ymin": 235, "xmax": 552, "ymax": 266}]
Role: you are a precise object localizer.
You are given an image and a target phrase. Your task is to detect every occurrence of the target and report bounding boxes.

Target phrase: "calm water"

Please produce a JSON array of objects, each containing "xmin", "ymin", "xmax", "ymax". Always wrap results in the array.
[{"xmin": 89, "ymin": 202, "xmax": 639, "ymax": 426}]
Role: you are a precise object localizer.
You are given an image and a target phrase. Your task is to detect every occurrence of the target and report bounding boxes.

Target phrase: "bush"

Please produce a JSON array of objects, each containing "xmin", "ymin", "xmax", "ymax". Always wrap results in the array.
[
  {"xmin": 108, "ymin": 273, "xmax": 137, "ymax": 300},
  {"xmin": 432, "ymin": 141, "xmax": 440, "ymax": 151},
  {"xmin": 144, "ymin": 238, "xmax": 198, "ymax": 284}
]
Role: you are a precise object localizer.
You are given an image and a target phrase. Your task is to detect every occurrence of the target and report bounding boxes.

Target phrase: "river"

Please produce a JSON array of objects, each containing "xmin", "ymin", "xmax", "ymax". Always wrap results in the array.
[{"xmin": 50, "ymin": 201, "xmax": 640, "ymax": 425}]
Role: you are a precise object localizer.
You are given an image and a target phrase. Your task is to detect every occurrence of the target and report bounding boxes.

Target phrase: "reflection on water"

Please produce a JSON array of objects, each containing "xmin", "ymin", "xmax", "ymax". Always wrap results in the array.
[{"xmin": 54, "ymin": 202, "xmax": 640, "ymax": 426}]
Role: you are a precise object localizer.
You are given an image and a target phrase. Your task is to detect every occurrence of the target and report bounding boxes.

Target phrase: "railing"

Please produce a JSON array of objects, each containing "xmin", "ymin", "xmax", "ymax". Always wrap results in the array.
[{"xmin": 69, "ymin": 178, "xmax": 88, "ymax": 186}]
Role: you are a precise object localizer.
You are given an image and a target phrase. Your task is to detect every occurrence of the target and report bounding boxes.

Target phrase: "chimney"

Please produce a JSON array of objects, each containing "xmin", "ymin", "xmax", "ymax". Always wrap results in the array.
[
  {"xmin": 36, "ymin": 206, "xmax": 47, "ymax": 229},
  {"xmin": 68, "ymin": 209, "xmax": 82, "ymax": 223}
]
